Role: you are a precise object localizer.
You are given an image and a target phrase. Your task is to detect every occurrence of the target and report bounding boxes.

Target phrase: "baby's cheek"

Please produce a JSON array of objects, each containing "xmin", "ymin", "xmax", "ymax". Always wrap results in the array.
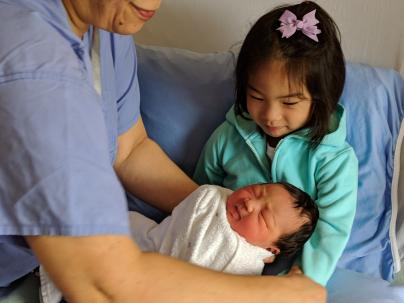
[
  {"xmin": 231, "ymin": 220, "xmax": 247, "ymax": 236},
  {"xmin": 236, "ymin": 219, "xmax": 261, "ymax": 244}
]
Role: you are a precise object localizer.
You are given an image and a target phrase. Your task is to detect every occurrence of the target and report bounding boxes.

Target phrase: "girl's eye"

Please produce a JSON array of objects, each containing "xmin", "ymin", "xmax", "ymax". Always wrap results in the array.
[
  {"xmin": 283, "ymin": 100, "xmax": 299, "ymax": 106},
  {"xmin": 249, "ymin": 94, "xmax": 264, "ymax": 101}
]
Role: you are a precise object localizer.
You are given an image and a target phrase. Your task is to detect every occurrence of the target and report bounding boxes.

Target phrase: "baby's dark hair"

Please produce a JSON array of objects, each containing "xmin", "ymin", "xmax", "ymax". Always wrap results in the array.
[
  {"xmin": 235, "ymin": 1, "xmax": 345, "ymax": 147},
  {"xmin": 274, "ymin": 182, "xmax": 319, "ymax": 257}
]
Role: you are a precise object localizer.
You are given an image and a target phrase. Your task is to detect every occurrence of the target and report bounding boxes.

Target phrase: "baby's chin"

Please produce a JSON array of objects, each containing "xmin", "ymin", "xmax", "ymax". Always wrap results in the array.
[
  {"xmin": 226, "ymin": 210, "xmax": 235, "ymax": 225},
  {"xmin": 226, "ymin": 211, "xmax": 239, "ymax": 232}
]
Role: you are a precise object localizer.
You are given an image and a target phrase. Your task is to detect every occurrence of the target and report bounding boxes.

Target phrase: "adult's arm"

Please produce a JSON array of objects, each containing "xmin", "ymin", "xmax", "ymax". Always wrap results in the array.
[
  {"xmin": 114, "ymin": 118, "xmax": 198, "ymax": 213},
  {"xmin": 26, "ymin": 235, "xmax": 326, "ymax": 303}
]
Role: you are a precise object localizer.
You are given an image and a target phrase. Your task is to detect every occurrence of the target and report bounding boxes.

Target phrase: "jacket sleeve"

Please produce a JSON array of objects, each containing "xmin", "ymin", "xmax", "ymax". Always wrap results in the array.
[
  {"xmin": 301, "ymin": 148, "xmax": 358, "ymax": 286},
  {"xmin": 193, "ymin": 124, "xmax": 227, "ymax": 186}
]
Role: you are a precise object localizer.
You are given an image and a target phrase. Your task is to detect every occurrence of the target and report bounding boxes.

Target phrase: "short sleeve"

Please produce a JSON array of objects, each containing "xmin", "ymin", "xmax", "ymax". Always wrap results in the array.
[
  {"xmin": 0, "ymin": 77, "xmax": 130, "ymax": 236},
  {"xmin": 113, "ymin": 34, "xmax": 140, "ymax": 135}
]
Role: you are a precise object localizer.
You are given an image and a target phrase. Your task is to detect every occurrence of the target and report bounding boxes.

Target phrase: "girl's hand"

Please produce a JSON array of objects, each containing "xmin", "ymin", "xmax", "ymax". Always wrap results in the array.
[
  {"xmin": 263, "ymin": 255, "xmax": 276, "ymax": 263},
  {"xmin": 287, "ymin": 265, "xmax": 303, "ymax": 275}
]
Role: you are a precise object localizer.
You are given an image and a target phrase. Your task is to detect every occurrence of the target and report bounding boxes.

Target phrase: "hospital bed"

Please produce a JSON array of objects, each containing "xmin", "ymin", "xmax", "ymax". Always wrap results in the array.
[{"xmin": 134, "ymin": 42, "xmax": 404, "ymax": 302}]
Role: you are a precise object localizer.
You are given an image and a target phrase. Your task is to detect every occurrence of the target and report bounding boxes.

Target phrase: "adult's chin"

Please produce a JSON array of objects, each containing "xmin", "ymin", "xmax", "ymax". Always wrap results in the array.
[{"xmin": 106, "ymin": 22, "xmax": 143, "ymax": 35}]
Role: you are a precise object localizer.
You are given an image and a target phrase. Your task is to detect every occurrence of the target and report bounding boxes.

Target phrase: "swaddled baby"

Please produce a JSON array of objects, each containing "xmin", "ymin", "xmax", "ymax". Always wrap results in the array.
[{"xmin": 130, "ymin": 182, "xmax": 319, "ymax": 275}]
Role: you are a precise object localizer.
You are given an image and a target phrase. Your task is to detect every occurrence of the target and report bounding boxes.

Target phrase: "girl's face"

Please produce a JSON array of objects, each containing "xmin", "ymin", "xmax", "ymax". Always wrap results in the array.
[
  {"xmin": 63, "ymin": 0, "xmax": 161, "ymax": 38},
  {"xmin": 246, "ymin": 59, "xmax": 312, "ymax": 143},
  {"xmin": 226, "ymin": 184, "xmax": 306, "ymax": 254}
]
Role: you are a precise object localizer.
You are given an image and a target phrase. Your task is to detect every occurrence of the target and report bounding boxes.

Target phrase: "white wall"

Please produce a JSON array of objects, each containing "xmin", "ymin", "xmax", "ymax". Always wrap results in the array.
[{"xmin": 135, "ymin": 0, "xmax": 404, "ymax": 76}]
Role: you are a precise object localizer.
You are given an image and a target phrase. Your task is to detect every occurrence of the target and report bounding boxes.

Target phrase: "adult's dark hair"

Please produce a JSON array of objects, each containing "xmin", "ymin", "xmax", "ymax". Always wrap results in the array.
[
  {"xmin": 274, "ymin": 182, "xmax": 319, "ymax": 257},
  {"xmin": 234, "ymin": 1, "xmax": 345, "ymax": 147}
]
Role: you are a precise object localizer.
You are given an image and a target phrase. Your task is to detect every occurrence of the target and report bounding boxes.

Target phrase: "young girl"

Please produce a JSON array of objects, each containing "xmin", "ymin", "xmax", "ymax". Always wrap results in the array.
[{"xmin": 193, "ymin": 1, "xmax": 358, "ymax": 286}]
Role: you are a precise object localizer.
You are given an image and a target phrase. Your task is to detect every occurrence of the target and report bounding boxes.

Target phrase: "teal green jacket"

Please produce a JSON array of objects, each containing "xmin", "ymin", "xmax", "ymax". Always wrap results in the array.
[{"xmin": 194, "ymin": 104, "xmax": 358, "ymax": 286}]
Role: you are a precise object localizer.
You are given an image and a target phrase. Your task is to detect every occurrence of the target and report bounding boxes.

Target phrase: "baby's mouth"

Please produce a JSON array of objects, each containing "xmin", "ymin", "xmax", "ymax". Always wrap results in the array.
[
  {"xmin": 227, "ymin": 206, "xmax": 241, "ymax": 221},
  {"xmin": 235, "ymin": 204, "xmax": 245, "ymax": 220}
]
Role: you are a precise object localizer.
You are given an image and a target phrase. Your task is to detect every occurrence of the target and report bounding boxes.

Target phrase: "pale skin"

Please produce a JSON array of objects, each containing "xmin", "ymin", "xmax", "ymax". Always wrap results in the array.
[{"xmin": 25, "ymin": 1, "xmax": 326, "ymax": 302}]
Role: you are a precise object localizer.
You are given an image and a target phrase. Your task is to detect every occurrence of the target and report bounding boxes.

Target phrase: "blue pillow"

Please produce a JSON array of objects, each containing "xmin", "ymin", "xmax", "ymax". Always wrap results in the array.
[
  {"xmin": 338, "ymin": 64, "xmax": 404, "ymax": 280},
  {"xmin": 137, "ymin": 45, "xmax": 235, "ymax": 177},
  {"xmin": 327, "ymin": 268, "xmax": 404, "ymax": 303},
  {"xmin": 136, "ymin": 44, "xmax": 404, "ymax": 281}
]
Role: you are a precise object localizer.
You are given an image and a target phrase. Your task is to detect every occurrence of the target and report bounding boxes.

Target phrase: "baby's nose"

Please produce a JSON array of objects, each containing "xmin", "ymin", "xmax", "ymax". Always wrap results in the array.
[
  {"xmin": 244, "ymin": 198, "xmax": 259, "ymax": 213},
  {"xmin": 236, "ymin": 201, "xmax": 252, "ymax": 217}
]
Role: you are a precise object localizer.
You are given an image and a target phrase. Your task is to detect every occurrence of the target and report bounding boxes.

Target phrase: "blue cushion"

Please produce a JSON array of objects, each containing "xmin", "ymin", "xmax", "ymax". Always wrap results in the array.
[
  {"xmin": 338, "ymin": 64, "xmax": 404, "ymax": 280},
  {"xmin": 327, "ymin": 268, "xmax": 404, "ymax": 303},
  {"xmin": 137, "ymin": 45, "xmax": 235, "ymax": 177},
  {"xmin": 135, "ymin": 44, "xmax": 404, "ymax": 281}
]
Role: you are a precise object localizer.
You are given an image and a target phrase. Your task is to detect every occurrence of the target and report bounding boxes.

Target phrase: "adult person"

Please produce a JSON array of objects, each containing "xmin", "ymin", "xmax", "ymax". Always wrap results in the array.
[{"xmin": 0, "ymin": 1, "xmax": 326, "ymax": 302}]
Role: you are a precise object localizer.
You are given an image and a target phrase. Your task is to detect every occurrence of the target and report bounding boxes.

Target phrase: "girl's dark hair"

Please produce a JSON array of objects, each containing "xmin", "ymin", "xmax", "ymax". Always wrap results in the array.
[
  {"xmin": 235, "ymin": 1, "xmax": 345, "ymax": 147},
  {"xmin": 274, "ymin": 182, "xmax": 319, "ymax": 257}
]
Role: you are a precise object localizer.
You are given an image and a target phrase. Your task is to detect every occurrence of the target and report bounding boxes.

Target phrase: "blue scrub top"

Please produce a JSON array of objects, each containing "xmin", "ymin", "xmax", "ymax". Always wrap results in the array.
[{"xmin": 0, "ymin": 0, "xmax": 140, "ymax": 287}]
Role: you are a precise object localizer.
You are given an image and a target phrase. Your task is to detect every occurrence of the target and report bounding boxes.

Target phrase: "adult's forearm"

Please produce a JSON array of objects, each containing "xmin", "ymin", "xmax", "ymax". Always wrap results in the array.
[
  {"xmin": 84, "ymin": 254, "xmax": 327, "ymax": 303},
  {"xmin": 115, "ymin": 137, "xmax": 198, "ymax": 212},
  {"xmin": 133, "ymin": 253, "xmax": 326, "ymax": 303},
  {"xmin": 28, "ymin": 235, "xmax": 325, "ymax": 303}
]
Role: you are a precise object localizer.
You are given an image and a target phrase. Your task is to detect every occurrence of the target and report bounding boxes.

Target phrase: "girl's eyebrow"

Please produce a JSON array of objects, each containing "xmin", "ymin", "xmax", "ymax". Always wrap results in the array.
[
  {"xmin": 247, "ymin": 84, "xmax": 261, "ymax": 93},
  {"xmin": 276, "ymin": 92, "xmax": 308, "ymax": 100},
  {"xmin": 247, "ymin": 84, "xmax": 309, "ymax": 100}
]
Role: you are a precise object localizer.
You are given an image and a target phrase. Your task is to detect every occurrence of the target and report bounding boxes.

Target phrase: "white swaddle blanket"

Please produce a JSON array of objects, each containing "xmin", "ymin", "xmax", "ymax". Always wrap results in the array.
[{"xmin": 130, "ymin": 184, "xmax": 273, "ymax": 275}]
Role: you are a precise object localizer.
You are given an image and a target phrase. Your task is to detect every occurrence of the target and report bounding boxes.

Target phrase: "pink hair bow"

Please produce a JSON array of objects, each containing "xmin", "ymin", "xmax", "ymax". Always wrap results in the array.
[{"xmin": 277, "ymin": 9, "xmax": 321, "ymax": 42}]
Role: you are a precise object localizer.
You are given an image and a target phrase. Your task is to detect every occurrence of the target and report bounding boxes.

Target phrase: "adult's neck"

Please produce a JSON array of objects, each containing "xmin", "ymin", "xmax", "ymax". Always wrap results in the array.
[{"xmin": 62, "ymin": 0, "xmax": 89, "ymax": 39}]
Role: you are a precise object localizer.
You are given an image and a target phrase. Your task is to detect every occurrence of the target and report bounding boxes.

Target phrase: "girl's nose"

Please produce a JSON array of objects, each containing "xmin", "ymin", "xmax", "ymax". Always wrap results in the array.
[{"xmin": 262, "ymin": 103, "xmax": 282, "ymax": 124}]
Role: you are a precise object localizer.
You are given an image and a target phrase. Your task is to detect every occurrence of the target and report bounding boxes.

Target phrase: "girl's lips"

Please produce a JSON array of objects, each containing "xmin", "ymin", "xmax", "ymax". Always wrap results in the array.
[
  {"xmin": 268, "ymin": 127, "xmax": 279, "ymax": 133},
  {"xmin": 266, "ymin": 125, "xmax": 284, "ymax": 134},
  {"xmin": 130, "ymin": 3, "xmax": 156, "ymax": 21}
]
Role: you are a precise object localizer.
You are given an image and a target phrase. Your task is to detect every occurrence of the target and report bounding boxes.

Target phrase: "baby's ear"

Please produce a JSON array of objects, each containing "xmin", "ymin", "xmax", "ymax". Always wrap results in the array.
[{"xmin": 267, "ymin": 246, "xmax": 280, "ymax": 256}]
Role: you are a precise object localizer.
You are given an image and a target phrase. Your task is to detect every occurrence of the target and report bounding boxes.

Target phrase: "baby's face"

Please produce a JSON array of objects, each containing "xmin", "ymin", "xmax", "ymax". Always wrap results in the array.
[{"xmin": 226, "ymin": 184, "xmax": 306, "ymax": 252}]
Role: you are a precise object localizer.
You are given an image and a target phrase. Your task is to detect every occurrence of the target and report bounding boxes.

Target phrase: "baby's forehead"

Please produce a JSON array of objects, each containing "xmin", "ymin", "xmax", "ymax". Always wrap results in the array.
[
  {"xmin": 256, "ymin": 183, "xmax": 295, "ymax": 202},
  {"xmin": 259, "ymin": 183, "xmax": 291, "ymax": 195}
]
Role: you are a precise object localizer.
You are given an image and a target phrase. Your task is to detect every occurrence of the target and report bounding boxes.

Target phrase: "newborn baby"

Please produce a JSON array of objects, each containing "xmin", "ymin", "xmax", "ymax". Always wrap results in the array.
[{"xmin": 130, "ymin": 182, "xmax": 318, "ymax": 275}]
